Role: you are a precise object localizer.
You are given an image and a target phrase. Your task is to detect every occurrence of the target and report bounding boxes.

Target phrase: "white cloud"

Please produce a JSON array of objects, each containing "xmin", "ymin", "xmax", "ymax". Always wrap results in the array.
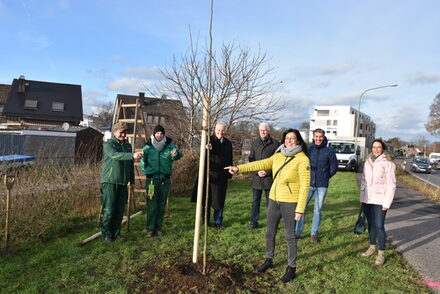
[
  {"xmin": 107, "ymin": 77, "xmax": 157, "ymax": 94},
  {"xmin": 82, "ymin": 89, "xmax": 110, "ymax": 114},
  {"xmin": 275, "ymin": 94, "xmax": 317, "ymax": 127},
  {"xmin": 120, "ymin": 66, "xmax": 162, "ymax": 79},
  {"xmin": 322, "ymin": 92, "xmax": 392, "ymax": 106},
  {"xmin": 375, "ymin": 103, "xmax": 427, "ymax": 138},
  {"xmin": 407, "ymin": 71, "xmax": 440, "ymax": 85},
  {"xmin": 318, "ymin": 63, "xmax": 353, "ymax": 75}
]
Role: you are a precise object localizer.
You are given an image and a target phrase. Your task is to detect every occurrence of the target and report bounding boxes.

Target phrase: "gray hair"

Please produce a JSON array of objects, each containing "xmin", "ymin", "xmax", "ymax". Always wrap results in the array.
[
  {"xmin": 259, "ymin": 123, "xmax": 270, "ymax": 130},
  {"xmin": 216, "ymin": 122, "xmax": 227, "ymax": 128}
]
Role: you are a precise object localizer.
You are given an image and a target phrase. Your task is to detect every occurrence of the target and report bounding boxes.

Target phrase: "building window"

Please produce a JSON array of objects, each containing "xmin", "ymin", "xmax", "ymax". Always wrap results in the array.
[
  {"xmin": 153, "ymin": 116, "xmax": 159, "ymax": 124},
  {"xmin": 52, "ymin": 102, "xmax": 64, "ymax": 112},
  {"xmin": 147, "ymin": 114, "xmax": 153, "ymax": 124},
  {"xmin": 327, "ymin": 120, "xmax": 331, "ymax": 126},
  {"xmin": 24, "ymin": 99, "xmax": 38, "ymax": 109},
  {"xmin": 160, "ymin": 116, "xmax": 166, "ymax": 124},
  {"xmin": 333, "ymin": 131, "xmax": 337, "ymax": 135},
  {"xmin": 333, "ymin": 120, "xmax": 337, "ymax": 126},
  {"xmin": 317, "ymin": 110, "xmax": 330, "ymax": 116}
]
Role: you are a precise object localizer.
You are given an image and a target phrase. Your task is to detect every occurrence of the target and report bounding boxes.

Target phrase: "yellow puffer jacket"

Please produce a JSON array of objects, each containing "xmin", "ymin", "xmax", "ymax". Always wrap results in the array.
[{"xmin": 237, "ymin": 151, "xmax": 310, "ymax": 213}]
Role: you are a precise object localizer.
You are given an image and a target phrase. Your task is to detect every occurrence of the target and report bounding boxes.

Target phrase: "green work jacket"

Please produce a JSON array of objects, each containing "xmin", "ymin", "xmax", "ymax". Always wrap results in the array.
[
  {"xmin": 140, "ymin": 137, "xmax": 182, "ymax": 179},
  {"xmin": 101, "ymin": 137, "xmax": 135, "ymax": 185}
]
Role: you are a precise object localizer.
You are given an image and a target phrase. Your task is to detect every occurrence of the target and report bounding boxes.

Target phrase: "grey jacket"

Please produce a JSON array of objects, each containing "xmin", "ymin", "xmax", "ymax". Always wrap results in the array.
[{"xmin": 248, "ymin": 136, "xmax": 280, "ymax": 190}]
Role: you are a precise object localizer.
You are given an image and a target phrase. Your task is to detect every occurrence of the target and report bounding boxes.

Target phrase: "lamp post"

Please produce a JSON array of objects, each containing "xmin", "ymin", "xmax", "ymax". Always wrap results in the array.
[{"xmin": 354, "ymin": 84, "xmax": 398, "ymax": 161}]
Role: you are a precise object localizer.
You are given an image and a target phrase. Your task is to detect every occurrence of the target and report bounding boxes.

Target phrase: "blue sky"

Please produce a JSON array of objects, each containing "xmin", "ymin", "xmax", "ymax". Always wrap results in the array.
[{"xmin": 1, "ymin": 0, "xmax": 439, "ymax": 142}]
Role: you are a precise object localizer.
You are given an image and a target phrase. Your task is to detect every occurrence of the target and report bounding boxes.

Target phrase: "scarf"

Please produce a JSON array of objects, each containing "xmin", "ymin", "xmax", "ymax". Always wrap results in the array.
[
  {"xmin": 371, "ymin": 151, "xmax": 384, "ymax": 163},
  {"xmin": 151, "ymin": 134, "xmax": 166, "ymax": 152},
  {"xmin": 276, "ymin": 144, "xmax": 302, "ymax": 157}
]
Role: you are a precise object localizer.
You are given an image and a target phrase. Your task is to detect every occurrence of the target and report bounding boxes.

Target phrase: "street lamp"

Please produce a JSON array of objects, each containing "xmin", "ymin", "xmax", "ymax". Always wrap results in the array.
[{"xmin": 354, "ymin": 84, "xmax": 398, "ymax": 161}]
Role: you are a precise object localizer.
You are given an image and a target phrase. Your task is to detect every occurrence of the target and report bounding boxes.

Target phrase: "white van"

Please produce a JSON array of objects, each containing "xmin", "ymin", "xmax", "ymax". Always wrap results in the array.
[{"xmin": 429, "ymin": 153, "xmax": 440, "ymax": 169}]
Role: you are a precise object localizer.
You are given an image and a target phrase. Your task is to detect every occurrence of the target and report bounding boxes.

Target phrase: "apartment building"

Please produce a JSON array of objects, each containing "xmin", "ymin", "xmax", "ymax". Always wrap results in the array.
[{"xmin": 309, "ymin": 105, "xmax": 376, "ymax": 148}]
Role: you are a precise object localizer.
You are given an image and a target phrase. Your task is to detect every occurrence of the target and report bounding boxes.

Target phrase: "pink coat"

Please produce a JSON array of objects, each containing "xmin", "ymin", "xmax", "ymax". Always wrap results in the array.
[{"xmin": 360, "ymin": 154, "xmax": 396, "ymax": 209}]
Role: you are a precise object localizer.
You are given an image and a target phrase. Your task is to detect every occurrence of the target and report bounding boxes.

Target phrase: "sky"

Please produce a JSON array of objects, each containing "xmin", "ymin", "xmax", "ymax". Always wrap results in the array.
[{"xmin": 0, "ymin": 0, "xmax": 439, "ymax": 142}]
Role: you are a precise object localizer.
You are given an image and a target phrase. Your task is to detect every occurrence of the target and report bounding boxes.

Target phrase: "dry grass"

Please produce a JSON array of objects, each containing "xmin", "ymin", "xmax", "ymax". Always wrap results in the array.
[
  {"xmin": 396, "ymin": 167, "xmax": 440, "ymax": 204},
  {"xmin": 0, "ymin": 164, "xmax": 101, "ymax": 245}
]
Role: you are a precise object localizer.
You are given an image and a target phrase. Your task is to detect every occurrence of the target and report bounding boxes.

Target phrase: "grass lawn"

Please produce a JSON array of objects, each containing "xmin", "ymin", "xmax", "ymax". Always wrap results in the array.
[{"xmin": 0, "ymin": 172, "xmax": 430, "ymax": 293}]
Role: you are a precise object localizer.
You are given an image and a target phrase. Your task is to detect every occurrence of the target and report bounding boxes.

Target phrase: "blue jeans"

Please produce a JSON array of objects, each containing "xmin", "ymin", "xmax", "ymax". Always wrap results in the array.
[
  {"xmin": 202, "ymin": 208, "xmax": 224, "ymax": 225},
  {"xmin": 295, "ymin": 187, "xmax": 328, "ymax": 236},
  {"xmin": 250, "ymin": 189, "xmax": 270, "ymax": 224},
  {"xmin": 363, "ymin": 204, "xmax": 388, "ymax": 250}
]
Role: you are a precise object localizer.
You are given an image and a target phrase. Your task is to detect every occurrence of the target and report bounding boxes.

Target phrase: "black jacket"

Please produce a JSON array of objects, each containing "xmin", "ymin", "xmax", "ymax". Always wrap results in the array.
[{"xmin": 248, "ymin": 136, "xmax": 280, "ymax": 190}]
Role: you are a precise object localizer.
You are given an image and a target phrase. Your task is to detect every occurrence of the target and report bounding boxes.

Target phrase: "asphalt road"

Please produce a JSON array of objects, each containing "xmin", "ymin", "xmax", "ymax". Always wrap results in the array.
[
  {"xmin": 399, "ymin": 159, "xmax": 440, "ymax": 188},
  {"xmin": 386, "ymin": 180, "xmax": 440, "ymax": 293}
]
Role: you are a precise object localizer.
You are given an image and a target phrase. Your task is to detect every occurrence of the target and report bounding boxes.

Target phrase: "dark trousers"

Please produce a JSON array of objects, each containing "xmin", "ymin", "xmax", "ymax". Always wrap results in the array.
[
  {"xmin": 101, "ymin": 183, "xmax": 128, "ymax": 238},
  {"xmin": 363, "ymin": 204, "xmax": 388, "ymax": 250},
  {"xmin": 266, "ymin": 199, "xmax": 297, "ymax": 268},
  {"xmin": 146, "ymin": 178, "xmax": 170, "ymax": 232},
  {"xmin": 250, "ymin": 189, "xmax": 270, "ymax": 224}
]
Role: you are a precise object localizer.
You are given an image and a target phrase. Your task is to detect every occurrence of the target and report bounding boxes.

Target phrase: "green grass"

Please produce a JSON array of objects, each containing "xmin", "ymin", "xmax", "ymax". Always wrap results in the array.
[{"xmin": 0, "ymin": 172, "xmax": 430, "ymax": 293}]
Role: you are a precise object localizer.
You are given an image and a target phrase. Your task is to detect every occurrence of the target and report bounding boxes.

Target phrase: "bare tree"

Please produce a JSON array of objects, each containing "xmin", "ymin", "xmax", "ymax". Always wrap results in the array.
[
  {"xmin": 425, "ymin": 93, "xmax": 440, "ymax": 137},
  {"xmin": 410, "ymin": 135, "xmax": 430, "ymax": 147},
  {"xmin": 87, "ymin": 101, "xmax": 114, "ymax": 129},
  {"xmin": 159, "ymin": 39, "xmax": 285, "ymax": 147}
]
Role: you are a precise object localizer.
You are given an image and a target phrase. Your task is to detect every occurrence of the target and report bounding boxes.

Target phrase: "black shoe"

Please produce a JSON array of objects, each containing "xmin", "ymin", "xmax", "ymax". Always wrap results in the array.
[
  {"xmin": 280, "ymin": 266, "xmax": 296, "ymax": 283},
  {"xmin": 256, "ymin": 258, "xmax": 273, "ymax": 273},
  {"xmin": 247, "ymin": 223, "xmax": 259, "ymax": 230},
  {"xmin": 104, "ymin": 237, "xmax": 114, "ymax": 243},
  {"xmin": 215, "ymin": 224, "xmax": 223, "ymax": 229},
  {"xmin": 115, "ymin": 235, "xmax": 126, "ymax": 241}
]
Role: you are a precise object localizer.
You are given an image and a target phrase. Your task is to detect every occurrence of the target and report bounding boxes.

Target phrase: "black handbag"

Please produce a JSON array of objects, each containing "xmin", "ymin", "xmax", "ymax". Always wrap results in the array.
[{"xmin": 354, "ymin": 205, "xmax": 366, "ymax": 235}]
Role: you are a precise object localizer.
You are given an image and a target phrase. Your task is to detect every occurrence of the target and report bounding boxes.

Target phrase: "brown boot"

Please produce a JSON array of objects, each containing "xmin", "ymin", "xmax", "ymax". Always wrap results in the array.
[
  {"xmin": 362, "ymin": 244, "xmax": 376, "ymax": 257},
  {"xmin": 375, "ymin": 250, "xmax": 385, "ymax": 266}
]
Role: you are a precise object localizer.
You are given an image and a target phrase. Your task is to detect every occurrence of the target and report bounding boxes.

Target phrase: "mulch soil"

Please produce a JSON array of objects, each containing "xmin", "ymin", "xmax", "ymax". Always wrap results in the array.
[{"xmin": 128, "ymin": 257, "xmax": 275, "ymax": 293}]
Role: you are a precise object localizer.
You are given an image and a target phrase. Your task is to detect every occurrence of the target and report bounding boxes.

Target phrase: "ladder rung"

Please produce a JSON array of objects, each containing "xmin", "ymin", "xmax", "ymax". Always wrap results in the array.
[
  {"xmin": 119, "ymin": 119, "xmax": 144, "ymax": 123},
  {"xmin": 134, "ymin": 189, "xmax": 146, "ymax": 193},
  {"xmin": 135, "ymin": 176, "xmax": 145, "ymax": 180},
  {"xmin": 134, "ymin": 148, "xmax": 143, "ymax": 152},
  {"xmin": 134, "ymin": 162, "xmax": 141, "ymax": 166},
  {"xmin": 121, "ymin": 104, "xmax": 138, "ymax": 108}
]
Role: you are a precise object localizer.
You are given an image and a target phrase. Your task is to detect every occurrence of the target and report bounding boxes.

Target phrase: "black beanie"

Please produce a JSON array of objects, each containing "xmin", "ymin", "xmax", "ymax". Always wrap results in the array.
[{"xmin": 153, "ymin": 124, "xmax": 165, "ymax": 135}]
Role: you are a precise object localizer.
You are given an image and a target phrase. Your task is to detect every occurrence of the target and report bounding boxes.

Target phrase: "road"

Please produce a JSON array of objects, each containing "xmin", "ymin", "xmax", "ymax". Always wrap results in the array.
[{"xmin": 401, "ymin": 159, "xmax": 440, "ymax": 188}]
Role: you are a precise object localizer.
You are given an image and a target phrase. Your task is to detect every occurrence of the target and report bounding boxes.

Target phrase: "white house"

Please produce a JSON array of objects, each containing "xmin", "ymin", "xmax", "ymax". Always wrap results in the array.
[{"xmin": 309, "ymin": 105, "xmax": 376, "ymax": 150}]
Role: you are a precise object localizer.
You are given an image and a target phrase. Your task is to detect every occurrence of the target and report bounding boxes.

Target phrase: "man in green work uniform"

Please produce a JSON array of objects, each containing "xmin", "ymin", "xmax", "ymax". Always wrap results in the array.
[
  {"xmin": 101, "ymin": 122, "xmax": 143, "ymax": 242},
  {"xmin": 141, "ymin": 125, "xmax": 182, "ymax": 237}
]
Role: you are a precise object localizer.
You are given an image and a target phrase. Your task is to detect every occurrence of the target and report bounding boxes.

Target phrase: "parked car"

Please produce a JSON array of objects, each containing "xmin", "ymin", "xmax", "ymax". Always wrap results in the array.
[{"xmin": 410, "ymin": 157, "xmax": 432, "ymax": 174}]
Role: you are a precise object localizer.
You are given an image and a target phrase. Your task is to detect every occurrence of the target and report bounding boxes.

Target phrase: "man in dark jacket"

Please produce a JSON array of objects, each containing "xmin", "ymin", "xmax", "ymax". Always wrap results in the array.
[
  {"xmin": 295, "ymin": 128, "xmax": 338, "ymax": 242},
  {"xmin": 100, "ymin": 123, "xmax": 143, "ymax": 243},
  {"xmin": 206, "ymin": 122, "xmax": 233, "ymax": 228},
  {"xmin": 247, "ymin": 123, "xmax": 280, "ymax": 229}
]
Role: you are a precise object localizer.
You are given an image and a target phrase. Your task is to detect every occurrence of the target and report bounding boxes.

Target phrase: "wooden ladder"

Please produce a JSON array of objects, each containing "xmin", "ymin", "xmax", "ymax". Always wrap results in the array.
[{"xmin": 113, "ymin": 94, "xmax": 148, "ymax": 203}]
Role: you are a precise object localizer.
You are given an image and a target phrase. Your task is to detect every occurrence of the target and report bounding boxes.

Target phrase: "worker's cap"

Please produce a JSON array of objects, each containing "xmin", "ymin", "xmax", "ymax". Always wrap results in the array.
[{"xmin": 112, "ymin": 122, "xmax": 128, "ymax": 132}]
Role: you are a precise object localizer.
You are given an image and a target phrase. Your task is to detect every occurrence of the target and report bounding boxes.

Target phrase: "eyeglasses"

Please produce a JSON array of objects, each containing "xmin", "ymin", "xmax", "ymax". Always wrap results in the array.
[{"xmin": 285, "ymin": 136, "xmax": 297, "ymax": 140}]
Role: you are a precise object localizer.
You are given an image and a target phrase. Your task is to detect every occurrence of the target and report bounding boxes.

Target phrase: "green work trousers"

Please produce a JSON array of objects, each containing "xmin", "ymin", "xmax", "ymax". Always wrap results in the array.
[
  {"xmin": 146, "ymin": 178, "xmax": 170, "ymax": 232},
  {"xmin": 101, "ymin": 183, "xmax": 128, "ymax": 238}
]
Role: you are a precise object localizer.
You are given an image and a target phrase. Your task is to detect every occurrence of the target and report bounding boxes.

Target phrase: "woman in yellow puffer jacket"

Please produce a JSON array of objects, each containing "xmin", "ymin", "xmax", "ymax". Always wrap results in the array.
[{"xmin": 225, "ymin": 129, "xmax": 310, "ymax": 283}]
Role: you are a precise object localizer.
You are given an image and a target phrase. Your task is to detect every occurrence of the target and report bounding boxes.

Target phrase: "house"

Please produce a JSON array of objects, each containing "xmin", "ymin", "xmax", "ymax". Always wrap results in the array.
[
  {"xmin": 1, "ymin": 76, "xmax": 83, "ymax": 126},
  {"xmin": 114, "ymin": 92, "xmax": 186, "ymax": 145}
]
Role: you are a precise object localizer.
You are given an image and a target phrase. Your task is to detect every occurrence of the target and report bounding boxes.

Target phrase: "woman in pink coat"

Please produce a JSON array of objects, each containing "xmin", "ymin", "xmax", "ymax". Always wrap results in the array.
[{"xmin": 360, "ymin": 139, "xmax": 396, "ymax": 266}]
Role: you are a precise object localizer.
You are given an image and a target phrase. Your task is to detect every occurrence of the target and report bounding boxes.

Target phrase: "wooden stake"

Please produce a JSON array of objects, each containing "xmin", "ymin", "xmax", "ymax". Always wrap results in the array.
[
  {"xmin": 78, "ymin": 210, "xmax": 143, "ymax": 247},
  {"xmin": 126, "ymin": 184, "xmax": 133, "ymax": 232},
  {"xmin": 3, "ymin": 175, "xmax": 16, "ymax": 250}
]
